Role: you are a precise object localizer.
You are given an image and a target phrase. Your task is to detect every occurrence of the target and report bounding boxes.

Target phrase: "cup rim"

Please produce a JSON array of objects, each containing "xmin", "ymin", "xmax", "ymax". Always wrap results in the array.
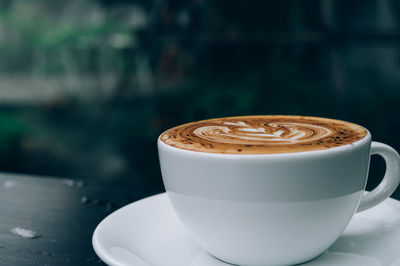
[{"xmin": 157, "ymin": 129, "xmax": 372, "ymax": 159}]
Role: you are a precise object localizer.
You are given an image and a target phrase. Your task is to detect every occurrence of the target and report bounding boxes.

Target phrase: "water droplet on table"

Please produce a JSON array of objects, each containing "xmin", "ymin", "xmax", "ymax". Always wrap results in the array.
[
  {"xmin": 80, "ymin": 195, "xmax": 116, "ymax": 211},
  {"xmin": 81, "ymin": 196, "xmax": 91, "ymax": 204},
  {"xmin": 62, "ymin": 179, "xmax": 75, "ymax": 187},
  {"xmin": 105, "ymin": 202, "xmax": 116, "ymax": 211},
  {"xmin": 11, "ymin": 227, "xmax": 41, "ymax": 239},
  {"xmin": 63, "ymin": 179, "xmax": 85, "ymax": 188}
]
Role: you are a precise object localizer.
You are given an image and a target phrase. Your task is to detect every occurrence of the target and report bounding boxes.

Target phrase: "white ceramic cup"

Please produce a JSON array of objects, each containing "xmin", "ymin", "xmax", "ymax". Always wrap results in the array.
[{"xmin": 158, "ymin": 127, "xmax": 400, "ymax": 266}]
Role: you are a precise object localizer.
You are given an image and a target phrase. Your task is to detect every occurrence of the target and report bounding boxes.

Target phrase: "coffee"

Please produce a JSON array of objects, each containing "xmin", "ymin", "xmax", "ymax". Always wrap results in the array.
[{"xmin": 160, "ymin": 115, "xmax": 367, "ymax": 154}]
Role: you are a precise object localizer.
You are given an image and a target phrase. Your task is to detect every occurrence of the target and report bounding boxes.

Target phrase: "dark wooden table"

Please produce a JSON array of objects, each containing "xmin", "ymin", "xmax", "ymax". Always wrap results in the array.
[{"xmin": 0, "ymin": 173, "xmax": 162, "ymax": 266}]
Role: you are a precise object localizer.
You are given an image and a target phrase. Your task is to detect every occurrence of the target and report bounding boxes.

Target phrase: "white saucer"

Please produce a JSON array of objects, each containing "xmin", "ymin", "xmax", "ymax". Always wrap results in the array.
[{"xmin": 93, "ymin": 193, "xmax": 400, "ymax": 266}]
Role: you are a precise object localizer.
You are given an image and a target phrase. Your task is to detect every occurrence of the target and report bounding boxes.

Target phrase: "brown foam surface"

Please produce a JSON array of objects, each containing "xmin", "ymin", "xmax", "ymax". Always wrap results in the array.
[{"xmin": 159, "ymin": 115, "xmax": 368, "ymax": 154}]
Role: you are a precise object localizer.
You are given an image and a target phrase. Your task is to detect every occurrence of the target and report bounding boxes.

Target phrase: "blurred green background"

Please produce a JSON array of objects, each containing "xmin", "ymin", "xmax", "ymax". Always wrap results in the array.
[{"xmin": 0, "ymin": 0, "xmax": 399, "ymax": 197}]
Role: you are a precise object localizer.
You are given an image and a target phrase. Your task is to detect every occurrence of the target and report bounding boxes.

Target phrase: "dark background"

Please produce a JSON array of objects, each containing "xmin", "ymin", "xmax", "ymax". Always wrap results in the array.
[{"xmin": 0, "ymin": 0, "xmax": 399, "ymax": 198}]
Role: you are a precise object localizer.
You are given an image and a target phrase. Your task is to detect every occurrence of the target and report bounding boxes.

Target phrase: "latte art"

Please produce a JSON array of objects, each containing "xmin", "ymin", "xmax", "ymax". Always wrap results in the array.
[
  {"xmin": 193, "ymin": 122, "xmax": 332, "ymax": 145},
  {"xmin": 160, "ymin": 116, "xmax": 368, "ymax": 154}
]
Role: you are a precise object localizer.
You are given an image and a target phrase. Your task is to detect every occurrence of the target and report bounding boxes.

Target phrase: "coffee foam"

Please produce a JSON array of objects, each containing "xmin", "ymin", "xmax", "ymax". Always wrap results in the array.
[{"xmin": 160, "ymin": 116, "xmax": 368, "ymax": 154}]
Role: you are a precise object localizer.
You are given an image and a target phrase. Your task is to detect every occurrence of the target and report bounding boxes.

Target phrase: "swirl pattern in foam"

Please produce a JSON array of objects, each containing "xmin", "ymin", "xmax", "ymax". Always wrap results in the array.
[
  {"xmin": 160, "ymin": 116, "xmax": 368, "ymax": 154},
  {"xmin": 193, "ymin": 122, "xmax": 332, "ymax": 144}
]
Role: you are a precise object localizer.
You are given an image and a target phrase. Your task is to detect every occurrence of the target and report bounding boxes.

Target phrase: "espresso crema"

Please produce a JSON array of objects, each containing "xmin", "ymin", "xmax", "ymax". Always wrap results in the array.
[{"xmin": 159, "ymin": 115, "xmax": 368, "ymax": 154}]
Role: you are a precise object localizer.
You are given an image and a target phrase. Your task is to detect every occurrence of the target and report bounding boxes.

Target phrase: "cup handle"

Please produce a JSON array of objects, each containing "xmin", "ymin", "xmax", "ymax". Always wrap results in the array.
[{"xmin": 357, "ymin": 141, "xmax": 400, "ymax": 212}]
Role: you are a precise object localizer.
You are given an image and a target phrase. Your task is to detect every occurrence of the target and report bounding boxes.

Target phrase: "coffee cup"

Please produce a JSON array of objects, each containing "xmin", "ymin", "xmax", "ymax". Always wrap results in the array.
[{"xmin": 157, "ymin": 115, "xmax": 400, "ymax": 266}]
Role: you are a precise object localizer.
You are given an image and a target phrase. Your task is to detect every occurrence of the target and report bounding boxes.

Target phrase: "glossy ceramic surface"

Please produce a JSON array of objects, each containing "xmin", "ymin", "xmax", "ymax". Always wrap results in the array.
[
  {"xmin": 93, "ymin": 193, "xmax": 400, "ymax": 266},
  {"xmin": 158, "ymin": 132, "xmax": 400, "ymax": 265}
]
